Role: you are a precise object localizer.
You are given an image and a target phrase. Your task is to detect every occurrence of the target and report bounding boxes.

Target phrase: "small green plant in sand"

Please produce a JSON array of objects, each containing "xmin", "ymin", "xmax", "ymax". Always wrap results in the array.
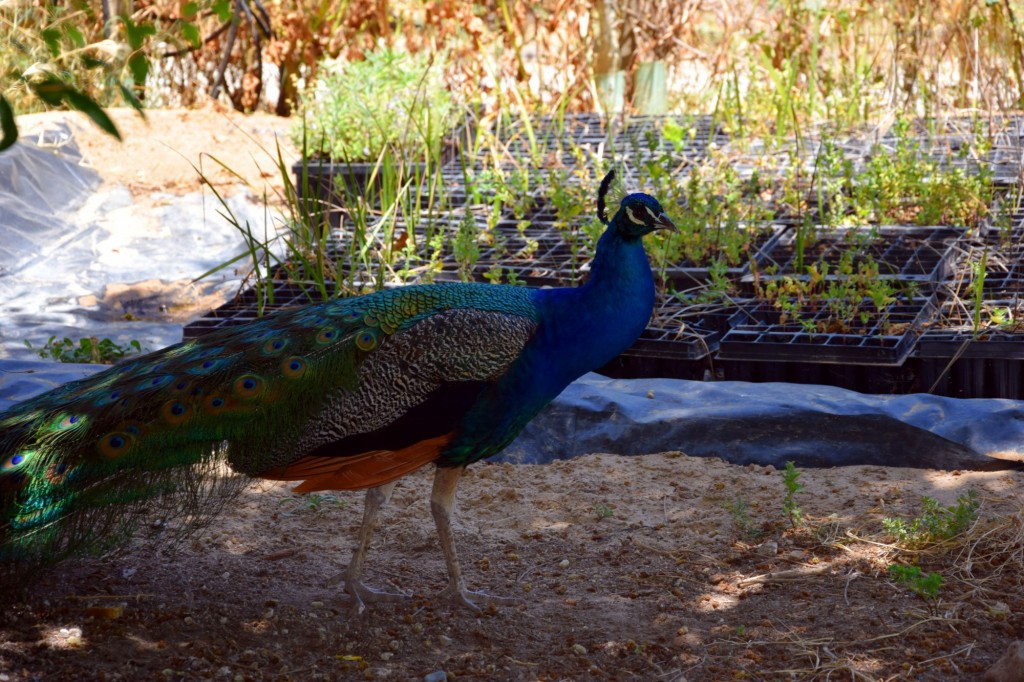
[
  {"xmin": 782, "ymin": 461, "xmax": 804, "ymax": 528},
  {"xmin": 882, "ymin": 491, "xmax": 980, "ymax": 548},
  {"xmin": 888, "ymin": 563, "xmax": 943, "ymax": 601},
  {"xmin": 26, "ymin": 336, "xmax": 143, "ymax": 364}
]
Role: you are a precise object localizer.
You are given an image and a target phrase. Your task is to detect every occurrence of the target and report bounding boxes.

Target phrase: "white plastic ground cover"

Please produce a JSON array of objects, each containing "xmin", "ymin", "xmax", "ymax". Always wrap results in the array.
[
  {"xmin": 0, "ymin": 125, "xmax": 272, "ymax": 361},
  {"xmin": 0, "ymin": 123, "xmax": 100, "ymax": 278},
  {"xmin": 1, "ymin": 361, "xmax": 1021, "ymax": 471}
]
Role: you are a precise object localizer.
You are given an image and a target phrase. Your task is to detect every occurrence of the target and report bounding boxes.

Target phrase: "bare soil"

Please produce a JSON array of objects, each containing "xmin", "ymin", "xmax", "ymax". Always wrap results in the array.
[
  {"xmin": 1, "ymin": 455, "xmax": 1023, "ymax": 681},
  {"xmin": 2, "ymin": 109, "xmax": 1023, "ymax": 681}
]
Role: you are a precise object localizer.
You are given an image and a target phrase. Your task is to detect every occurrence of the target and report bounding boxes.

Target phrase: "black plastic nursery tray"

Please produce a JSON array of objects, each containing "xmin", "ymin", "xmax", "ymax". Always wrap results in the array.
[
  {"xmin": 747, "ymin": 225, "xmax": 966, "ymax": 285},
  {"xmin": 717, "ymin": 295, "xmax": 938, "ymax": 365},
  {"xmin": 431, "ymin": 207, "xmax": 592, "ymax": 287},
  {"xmin": 910, "ymin": 354, "xmax": 1024, "ymax": 399},
  {"xmin": 495, "ymin": 113, "xmax": 722, "ymax": 165},
  {"xmin": 292, "ymin": 120, "xmax": 473, "ymax": 223},
  {"xmin": 183, "ymin": 283, "xmax": 318, "ymax": 339},
  {"xmin": 913, "ymin": 319, "xmax": 1024, "ymax": 399},
  {"xmin": 440, "ymin": 113, "xmax": 724, "ymax": 201},
  {"xmin": 656, "ymin": 222, "xmax": 789, "ymax": 289},
  {"xmin": 597, "ymin": 306, "xmax": 734, "ymax": 380},
  {"xmin": 887, "ymin": 115, "xmax": 1024, "ymax": 185}
]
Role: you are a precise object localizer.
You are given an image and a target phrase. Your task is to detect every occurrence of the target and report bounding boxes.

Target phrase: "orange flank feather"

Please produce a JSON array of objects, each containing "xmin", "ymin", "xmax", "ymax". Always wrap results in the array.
[{"xmin": 260, "ymin": 434, "xmax": 454, "ymax": 492}]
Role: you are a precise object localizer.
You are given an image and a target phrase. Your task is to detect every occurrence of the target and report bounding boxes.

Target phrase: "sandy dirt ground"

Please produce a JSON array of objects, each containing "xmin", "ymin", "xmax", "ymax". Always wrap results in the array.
[
  {"xmin": 1, "ymin": 109, "xmax": 1023, "ymax": 681},
  {"xmin": 1, "ymin": 455, "xmax": 1023, "ymax": 681}
]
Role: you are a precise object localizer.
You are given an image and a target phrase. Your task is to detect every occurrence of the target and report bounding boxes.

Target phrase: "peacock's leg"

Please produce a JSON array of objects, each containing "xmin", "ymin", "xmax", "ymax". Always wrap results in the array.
[
  {"xmin": 340, "ymin": 481, "xmax": 409, "ymax": 613},
  {"xmin": 431, "ymin": 465, "xmax": 517, "ymax": 612}
]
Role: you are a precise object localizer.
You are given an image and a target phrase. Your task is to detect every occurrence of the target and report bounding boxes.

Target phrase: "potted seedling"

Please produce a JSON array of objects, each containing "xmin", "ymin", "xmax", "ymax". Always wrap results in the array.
[{"xmin": 292, "ymin": 48, "xmax": 458, "ymax": 224}]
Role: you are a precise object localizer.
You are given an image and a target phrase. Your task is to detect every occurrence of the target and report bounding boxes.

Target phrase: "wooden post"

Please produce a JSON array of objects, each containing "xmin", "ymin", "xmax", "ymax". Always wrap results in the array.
[
  {"xmin": 593, "ymin": 0, "xmax": 624, "ymax": 114},
  {"xmin": 633, "ymin": 60, "xmax": 667, "ymax": 115}
]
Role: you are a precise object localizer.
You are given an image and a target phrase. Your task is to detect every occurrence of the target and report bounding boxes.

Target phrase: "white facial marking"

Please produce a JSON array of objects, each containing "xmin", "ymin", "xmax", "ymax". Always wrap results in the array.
[
  {"xmin": 625, "ymin": 206, "xmax": 645, "ymax": 225},
  {"xmin": 642, "ymin": 205, "xmax": 658, "ymax": 221}
]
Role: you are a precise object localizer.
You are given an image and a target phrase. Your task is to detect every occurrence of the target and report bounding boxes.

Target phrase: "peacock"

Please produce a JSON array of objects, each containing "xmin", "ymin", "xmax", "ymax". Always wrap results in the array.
[{"xmin": 0, "ymin": 169, "xmax": 675, "ymax": 610}]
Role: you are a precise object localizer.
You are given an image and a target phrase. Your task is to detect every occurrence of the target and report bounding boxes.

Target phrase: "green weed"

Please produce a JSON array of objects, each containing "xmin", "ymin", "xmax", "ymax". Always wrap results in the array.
[
  {"xmin": 725, "ymin": 497, "xmax": 763, "ymax": 540},
  {"xmin": 26, "ymin": 336, "xmax": 143, "ymax": 364},
  {"xmin": 782, "ymin": 461, "xmax": 804, "ymax": 528},
  {"xmin": 888, "ymin": 563, "xmax": 943, "ymax": 601},
  {"xmin": 882, "ymin": 491, "xmax": 980, "ymax": 548}
]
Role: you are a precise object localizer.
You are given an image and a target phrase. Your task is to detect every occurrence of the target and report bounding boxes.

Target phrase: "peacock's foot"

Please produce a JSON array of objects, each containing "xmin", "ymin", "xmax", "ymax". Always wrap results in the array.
[
  {"xmin": 341, "ymin": 577, "xmax": 411, "ymax": 614},
  {"xmin": 437, "ymin": 584, "xmax": 519, "ymax": 613}
]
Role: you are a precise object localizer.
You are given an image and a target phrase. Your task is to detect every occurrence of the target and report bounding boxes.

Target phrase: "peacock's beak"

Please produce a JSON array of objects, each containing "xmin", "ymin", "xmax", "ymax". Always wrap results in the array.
[{"xmin": 653, "ymin": 212, "xmax": 677, "ymax": 232}]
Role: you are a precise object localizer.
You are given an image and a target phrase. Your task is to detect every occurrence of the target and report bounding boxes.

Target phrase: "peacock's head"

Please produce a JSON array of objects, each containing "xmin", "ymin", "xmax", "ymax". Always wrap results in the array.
[{"xmin": 597, "ymin": 169, "xmax": 676, "ymax": 239}]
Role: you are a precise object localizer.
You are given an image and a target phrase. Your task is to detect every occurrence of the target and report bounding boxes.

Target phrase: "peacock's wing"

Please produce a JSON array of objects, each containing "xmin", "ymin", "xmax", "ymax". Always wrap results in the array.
[{"xmin": 0, "ymin": 283, "xmax": 537, "ymax": 569}]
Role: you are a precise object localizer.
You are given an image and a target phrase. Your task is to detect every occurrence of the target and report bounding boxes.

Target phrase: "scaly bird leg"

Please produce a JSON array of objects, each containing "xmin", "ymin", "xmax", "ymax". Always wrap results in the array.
[
  {"xmin": 431, "ymin": 465, "xmax": 517, "ymax": 612},
  {"xmin": 340, "ymin": 481, "xmax": 410, "ymax": 613}
]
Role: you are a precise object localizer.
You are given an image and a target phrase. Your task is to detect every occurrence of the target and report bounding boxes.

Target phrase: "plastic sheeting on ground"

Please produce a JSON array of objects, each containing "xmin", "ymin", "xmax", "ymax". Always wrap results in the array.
[
  {"xmin": 0, "ymin": 123, "xmax": 100, "ymax": 278},
  {"xmin": 1, "ymin": 361, "xmax": 1021, "ymax": 471},
  {"xmin": 0, "ymin": 125, "xmax": 274, "ymax": 361}
]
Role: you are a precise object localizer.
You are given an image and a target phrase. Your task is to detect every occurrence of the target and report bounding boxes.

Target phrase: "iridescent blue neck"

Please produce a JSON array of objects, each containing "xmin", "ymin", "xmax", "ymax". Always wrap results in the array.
[{"xmin": 532, "ymin": 224, "xmax": 655, "ymax": 383}]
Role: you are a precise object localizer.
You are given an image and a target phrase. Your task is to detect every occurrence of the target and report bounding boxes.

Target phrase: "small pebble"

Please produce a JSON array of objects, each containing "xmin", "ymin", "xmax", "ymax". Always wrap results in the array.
[
  {"xmin": 572, "ymin": 643, "xmax": 587, "ymax": 656},
  {"xmin": 424, "ymin": 672, "xmax": 447, "ymax": 682},
  {"xmin": 558, "ymin": 559, "xmax": 570, "ymax": 569}
]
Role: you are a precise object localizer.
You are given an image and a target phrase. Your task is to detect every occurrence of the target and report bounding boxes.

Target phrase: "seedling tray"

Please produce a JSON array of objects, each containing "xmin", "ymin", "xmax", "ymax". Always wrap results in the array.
[
  {"xmin": 434, "ymin": 208, "xmax": 591, "ymax": 287},
  {"xmin": 884, "ymin": 115, "xmax": 1024, "ymax": 186},
  {"xmin": 918, "ymin": 295, "xmax": 1024, "ymax": 360},
  {"xmin": 598, "ymin": 305, "xmax": 735, "ymax": 379},
  {"xmin": 747, "ymin": 225, "xmax": 965, "ymax": 285},
  {"xmin": 654, "ymin": 222, "xmax": 790, "ymax": 288},
  {"xmin": 911, "ymin": 354, "xmax": 1024, "ymax": 399},
  {"xmin": 183, "ymin": 283, "xmax": 317, "ymax": 339},
  {"xmin": 718, "ymin": 294, "xmax": 938, "ymax": 365}
]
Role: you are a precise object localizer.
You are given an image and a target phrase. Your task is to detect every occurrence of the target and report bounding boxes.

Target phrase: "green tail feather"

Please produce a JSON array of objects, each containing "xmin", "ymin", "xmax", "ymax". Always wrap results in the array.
[{"xmin": 0, "ymin": 282, "xmax": 538, "ymax": 586}]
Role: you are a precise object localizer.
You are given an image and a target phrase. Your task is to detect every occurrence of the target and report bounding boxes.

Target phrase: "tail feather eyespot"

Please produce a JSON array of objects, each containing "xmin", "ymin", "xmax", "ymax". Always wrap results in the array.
[
  {"xmin": 282, "ymin": 357, "xmax": 307, "ymax": 379},
  {"xmin": 54, "ymin": 414, "xmax": 86, "ymax": 431},
  {"xmin": 355, "ymin": 329, "xmax": 379, "ymax": 352},
  {"xmin": 203, "ymin": 395, "xmax": 228, "ymax": 412},
  {"xmin": 46, "ymin": 462, "xmax": 75, "ymax": 485},
  {"xmin": 161, "ymin": 400, "xmax": 192, "ymax": 425},
  {"xmin": 316, "ymin": 328, "xmax": 340, "ymax": 345},
  {"xmin": 98, "ymin": 432, "xmax": 134, "ymax": 459},
  {"xmin": 262, "ymin": 338, "xmax": 288, "ymax": 356},
  {"xmin": 233, "ymin": 374, "xmax": 265, "ymax": 399},
  {"xmin": 2, "ymin": 450, "xmax": 33, "ymax": 473}
]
